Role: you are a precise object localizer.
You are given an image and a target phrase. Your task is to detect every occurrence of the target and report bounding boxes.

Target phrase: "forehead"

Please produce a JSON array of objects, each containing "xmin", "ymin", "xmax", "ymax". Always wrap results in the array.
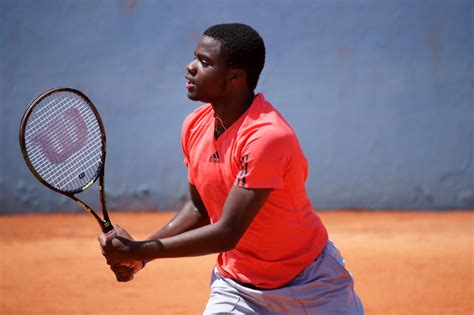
[{"xmin": 195, "ymin": 35, "xmax": 223, "ymax": 59}]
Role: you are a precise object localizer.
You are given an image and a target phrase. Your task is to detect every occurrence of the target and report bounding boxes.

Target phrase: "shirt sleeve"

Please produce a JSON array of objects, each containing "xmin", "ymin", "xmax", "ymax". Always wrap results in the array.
[
  {"xmin": 181, "ymin": 112, "xmax": 194, "ymax": 184},
  {"xmin": 234, "ymin": 127, "xmax": 290, "ymax": 189}
]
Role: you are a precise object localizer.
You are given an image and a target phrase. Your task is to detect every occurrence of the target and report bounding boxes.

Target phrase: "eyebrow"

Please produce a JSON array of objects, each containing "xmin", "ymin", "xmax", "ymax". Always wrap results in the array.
[{"xmin": 194, "ymin": 51, "xmax": 212, "ymax": 62}]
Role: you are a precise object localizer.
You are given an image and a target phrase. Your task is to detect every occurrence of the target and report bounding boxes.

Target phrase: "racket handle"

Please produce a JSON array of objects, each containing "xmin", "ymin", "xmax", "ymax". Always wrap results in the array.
[
  {"xmin": 103, "ymin": 228, "xmax": 134, "ymax": 268},
  {"xmin": 103, "ymin": 227, "xmax": 118, "ymax": 240}
]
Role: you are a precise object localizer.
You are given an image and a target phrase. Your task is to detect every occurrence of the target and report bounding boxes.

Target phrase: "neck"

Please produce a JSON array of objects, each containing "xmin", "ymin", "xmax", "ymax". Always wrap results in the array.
[{"xmin": 211, "ymin": 91, "xmax": 255, "ymax": 129}]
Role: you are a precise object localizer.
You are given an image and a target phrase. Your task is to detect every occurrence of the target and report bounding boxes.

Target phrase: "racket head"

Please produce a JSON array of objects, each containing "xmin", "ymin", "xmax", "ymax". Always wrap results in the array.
[{"xmin": 19, "ymin": 87, "xmax": 107, "ymax": 195}]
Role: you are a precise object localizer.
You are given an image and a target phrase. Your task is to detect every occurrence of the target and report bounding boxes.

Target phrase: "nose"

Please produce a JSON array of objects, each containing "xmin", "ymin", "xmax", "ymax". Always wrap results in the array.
[{"xmin": 186, "ymin": 59, "xmax": 197, "ymax": 75}]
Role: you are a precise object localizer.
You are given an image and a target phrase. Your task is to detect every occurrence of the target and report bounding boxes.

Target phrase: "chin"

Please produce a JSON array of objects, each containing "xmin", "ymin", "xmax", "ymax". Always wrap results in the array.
[
  {"xmin": 188, "ymin": 93, "xmax": 210, "ymax": 104},
  {"xmin": 187, "ymin": 92, "xmax": 199, "ymax": 101}
]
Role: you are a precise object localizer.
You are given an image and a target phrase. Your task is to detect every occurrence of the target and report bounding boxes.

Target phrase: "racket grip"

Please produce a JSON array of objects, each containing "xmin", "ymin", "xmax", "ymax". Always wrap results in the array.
[
  {"xmin": 103, "ymin": 228, "xmax": 134, "ymax": 268},
  {"xmin": 103, "ymin": 227, "xmax": 118, "ymax": 240}
]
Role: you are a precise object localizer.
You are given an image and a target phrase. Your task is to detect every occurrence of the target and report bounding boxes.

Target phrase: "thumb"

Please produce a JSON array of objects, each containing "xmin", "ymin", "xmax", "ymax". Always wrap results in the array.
[
  {"xmin": 98, "ymin": 234, "xmax": 107, "ymax": 247},
  {"xmin": 103, "ymin": 227, "xmax": 118, "ymax": 241},
  {"xmin": 99, "ymin": 230, "xmax": 116, "ymax": 245}
]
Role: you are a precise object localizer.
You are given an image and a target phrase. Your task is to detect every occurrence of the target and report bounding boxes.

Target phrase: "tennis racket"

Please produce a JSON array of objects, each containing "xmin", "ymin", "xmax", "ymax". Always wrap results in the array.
[{"xmin": 19, "ymin": 87, "xmax": 115, "ymax": 234}]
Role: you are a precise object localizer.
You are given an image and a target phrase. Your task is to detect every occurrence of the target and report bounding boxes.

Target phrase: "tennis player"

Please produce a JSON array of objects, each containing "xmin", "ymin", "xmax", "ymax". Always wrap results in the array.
[{"xmin": 99, "ymin": 23, "xmax": 364, "ymax": 314}]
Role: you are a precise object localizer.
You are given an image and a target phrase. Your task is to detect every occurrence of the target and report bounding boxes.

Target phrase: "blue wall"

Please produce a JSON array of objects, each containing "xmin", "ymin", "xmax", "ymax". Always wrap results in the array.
[{"xmin": 1, "ymin": 0, "xmax": 473, "ymax": 212}]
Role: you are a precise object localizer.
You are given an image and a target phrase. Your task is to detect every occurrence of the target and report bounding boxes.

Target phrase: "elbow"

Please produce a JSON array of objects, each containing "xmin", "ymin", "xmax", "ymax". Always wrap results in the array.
[
  {"xmin": 220, "ymin": 239, "xmax": 237, "ymax": 252},
  {"xmin": 216, "ymin": 224, "xmax": 242, "ymax": 252}
]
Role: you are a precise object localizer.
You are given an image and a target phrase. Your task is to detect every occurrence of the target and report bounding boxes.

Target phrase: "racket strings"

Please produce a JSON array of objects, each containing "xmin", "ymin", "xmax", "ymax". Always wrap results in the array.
[
  {"xmin": 24, "ymin": 91, "xmax": 104, "ymax": 192},
  {"xmin": 26, "ymin": 112, "xmax": 99, "ymax": 165},
  {"xmin": 34, "ymin": 130, "xmax": 101, "ymax": 188},
  {"xmin": 26, "ymin": 112, "xmax": 100, "ymax": 169},
  {"xmin": 25, "ymin": 96, "xmax": 77, "ymax": 150},
  {"xmin": 28, "ymin": 99, "xmax": 101, "ymax": 190}
]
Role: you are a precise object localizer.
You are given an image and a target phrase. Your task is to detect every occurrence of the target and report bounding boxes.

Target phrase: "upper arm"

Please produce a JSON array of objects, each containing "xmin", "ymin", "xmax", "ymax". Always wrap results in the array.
[
  {"xmin": 235, "ymin": 128, "xmax": 291, "ymax": 189},
  {"xmin": 145, "ymin": 183, "xmax": 209, "ymax": 240},
  {"xmin": 218, "ymin": 129, "xmax": 291, "ymax": 247},
  {"xmin": 189, "ymin": 183, "xmax": 210, "ymax": 221},
  {"xmin": 217, "ymin": 185, "xmax": 271, "ymax": 248}
]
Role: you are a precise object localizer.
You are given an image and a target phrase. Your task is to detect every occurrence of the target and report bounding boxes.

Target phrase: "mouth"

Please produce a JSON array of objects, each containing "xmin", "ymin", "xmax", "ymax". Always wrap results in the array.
[{"xmin": 185, "ymin": 76, "xmax": 195, "ymax": 89}]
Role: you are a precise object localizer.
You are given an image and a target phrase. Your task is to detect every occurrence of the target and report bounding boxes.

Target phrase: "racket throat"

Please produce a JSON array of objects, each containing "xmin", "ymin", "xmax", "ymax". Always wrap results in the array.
[{"xmin": 75, "ymin": 199, "xmax": 113, "ymax": 233}]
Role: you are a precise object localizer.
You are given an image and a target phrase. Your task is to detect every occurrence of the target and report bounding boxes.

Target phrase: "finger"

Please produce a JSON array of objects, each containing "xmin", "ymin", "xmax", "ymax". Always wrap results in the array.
[
  {"xmin": 113, "ymin": 224, "xmax": 123, "ymax": 234},
  {"xmin": 115, "ymin": 273, "xmax": 134, "ymax": 282},
  {"xmin": 115, "ymin": 226, "xmax": 133, "ymax": 240},
  {"xmin": 106, "ymin": 257, "xmax": 128, "ymax": 266},
  {"xmin": 116, "ymin": 276, "xmax": 133, "ymax": 282},
  {"xmin": 111, "ymin": 265, "xmax": 134, "ymax": 273},
  {"xmin": 115, "ymin": 270, "xmax": 134, "ymax": 279},
  {"xmin": 114, "ymin": 272, "xmax": 134, "ymax": 279},
  {"xmin": 98, "ymin": 234, "xmax": 107, "ymax": 247}
]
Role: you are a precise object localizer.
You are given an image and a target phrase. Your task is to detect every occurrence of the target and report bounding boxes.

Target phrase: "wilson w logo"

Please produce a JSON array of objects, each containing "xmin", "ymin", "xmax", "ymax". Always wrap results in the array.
[{"xmin": 32, "ymin": 107, "xmax": 88, "ymax": 165}]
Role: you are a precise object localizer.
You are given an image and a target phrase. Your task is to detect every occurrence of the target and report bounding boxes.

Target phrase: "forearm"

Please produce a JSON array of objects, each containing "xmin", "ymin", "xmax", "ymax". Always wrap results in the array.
[
  {"xmin": 100, "ymin": 186, "xmax": 271, "ymax": 266},
  {"xmin": 145, "ymin": 200, "xmax": 209, "ymax": 240},
  {"xmin": 132, "ymin": 186, "xmax": 270, "ymax": 261},
  {"xmin": 132, "ymin": 221, "xmax": 235, "ymax": 261}
]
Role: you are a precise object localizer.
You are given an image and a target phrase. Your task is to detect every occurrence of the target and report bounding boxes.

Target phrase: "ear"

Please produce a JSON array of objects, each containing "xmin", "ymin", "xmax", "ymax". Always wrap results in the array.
[{"xmin": 229, "ymin": 69, "xmax": 246, "ymax": 83}]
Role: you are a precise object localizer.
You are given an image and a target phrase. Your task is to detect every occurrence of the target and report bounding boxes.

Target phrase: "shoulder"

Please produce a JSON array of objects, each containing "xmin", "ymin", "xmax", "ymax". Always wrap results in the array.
[
  {"xmin": 182, "ymin": 103, "xmax": 213, "ymax": 135},
  {"xmin": 239, "ymin": 94, "xmax": 298, "ymax": 149}
]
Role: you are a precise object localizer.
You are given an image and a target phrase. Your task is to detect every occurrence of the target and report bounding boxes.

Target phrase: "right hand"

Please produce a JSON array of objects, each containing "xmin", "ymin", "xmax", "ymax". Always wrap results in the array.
[{"xmin": 100, "ymin": 224, "xmax": 144, "ymax": 282}]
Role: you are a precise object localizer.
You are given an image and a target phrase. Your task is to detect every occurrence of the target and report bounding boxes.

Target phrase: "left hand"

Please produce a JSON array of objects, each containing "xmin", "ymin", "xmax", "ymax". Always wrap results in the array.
[
  {"xmin": 98, "ymin": 224, "xmax": 136, "ymax": 265},
  {"xmin": 110, "ymin": 260, "xmax": 145, "ymax": 282}
]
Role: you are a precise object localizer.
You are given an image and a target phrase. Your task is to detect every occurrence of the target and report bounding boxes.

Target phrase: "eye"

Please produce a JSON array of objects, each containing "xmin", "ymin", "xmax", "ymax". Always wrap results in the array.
[
  {"xmin": 200, "ymin": 58, "xmax": 209, "ymax": 67},
  {"xmin": 193, "ymin": 52, "xmax": 210, "ymax": 67}
]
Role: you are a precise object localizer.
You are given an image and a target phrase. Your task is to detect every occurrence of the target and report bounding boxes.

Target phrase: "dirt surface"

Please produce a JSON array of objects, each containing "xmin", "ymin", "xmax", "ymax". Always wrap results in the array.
[{"xmin": 0, "ymin": 211, "xmax": 472, "ymax": 315}]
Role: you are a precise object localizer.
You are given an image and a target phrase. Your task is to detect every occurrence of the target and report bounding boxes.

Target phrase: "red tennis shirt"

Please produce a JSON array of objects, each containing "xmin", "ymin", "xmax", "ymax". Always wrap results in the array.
[{"xmin": 181, "ymin": 93, "xmax": 328, "ymax": 289}]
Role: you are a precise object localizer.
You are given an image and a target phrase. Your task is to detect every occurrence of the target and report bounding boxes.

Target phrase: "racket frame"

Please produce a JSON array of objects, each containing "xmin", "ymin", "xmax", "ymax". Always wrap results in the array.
[{"xmin": 19, "ymin": 87, "xmax": 113, "ymax": 233}]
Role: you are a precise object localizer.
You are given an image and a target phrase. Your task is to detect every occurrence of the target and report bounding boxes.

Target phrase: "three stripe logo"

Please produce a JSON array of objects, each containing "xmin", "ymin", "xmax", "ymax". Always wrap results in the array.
[
  {"xmin": 237, "ymin": 155, "xmax": 249, "ymax": 187},
  {"xmin": 209, "ymin": 151, "xmax": 221, "ymax": 163}
]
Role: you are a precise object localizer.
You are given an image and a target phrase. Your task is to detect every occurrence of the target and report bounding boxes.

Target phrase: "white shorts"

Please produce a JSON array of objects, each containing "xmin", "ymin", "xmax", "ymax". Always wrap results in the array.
[{"xmin": 204, "ymin": 240, "xmax": 364, "ymax": 314}]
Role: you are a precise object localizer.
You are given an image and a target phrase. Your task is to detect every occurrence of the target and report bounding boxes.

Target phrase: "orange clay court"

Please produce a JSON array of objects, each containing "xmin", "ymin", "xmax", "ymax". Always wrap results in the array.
[{"xmin": 0, "ymin": 210, "xmax": 472, "ymax": 315}]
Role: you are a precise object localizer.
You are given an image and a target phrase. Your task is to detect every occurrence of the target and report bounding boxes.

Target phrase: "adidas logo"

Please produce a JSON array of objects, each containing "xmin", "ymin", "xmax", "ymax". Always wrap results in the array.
[{"xmin": 209, "ymin": 151, "xmax": 221, "ymax": 163}]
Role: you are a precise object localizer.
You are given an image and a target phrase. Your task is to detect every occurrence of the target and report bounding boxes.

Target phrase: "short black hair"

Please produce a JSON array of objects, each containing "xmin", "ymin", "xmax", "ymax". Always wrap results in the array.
[{"xmin": 203, "ymin": 23, "xmax": 265, "ymax": 90}]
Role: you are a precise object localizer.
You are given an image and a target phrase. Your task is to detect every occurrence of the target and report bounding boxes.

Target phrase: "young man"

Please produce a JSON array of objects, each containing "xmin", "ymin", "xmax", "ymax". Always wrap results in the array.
[{"xmin": 100, "ymin": 23, "xmax": 364, "ymax": 314}]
